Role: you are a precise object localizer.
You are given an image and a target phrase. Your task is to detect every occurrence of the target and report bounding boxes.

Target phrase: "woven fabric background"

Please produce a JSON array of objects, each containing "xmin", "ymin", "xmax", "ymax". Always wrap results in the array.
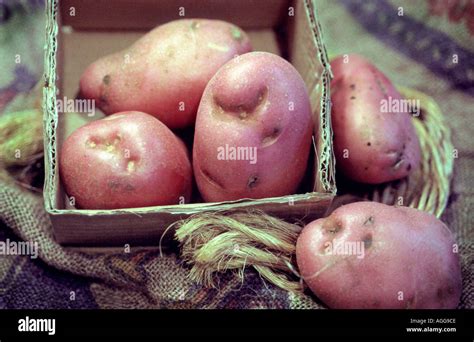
[{"xmin": 0, "ymin": 0, "xmax": 472, "ymax": 309}]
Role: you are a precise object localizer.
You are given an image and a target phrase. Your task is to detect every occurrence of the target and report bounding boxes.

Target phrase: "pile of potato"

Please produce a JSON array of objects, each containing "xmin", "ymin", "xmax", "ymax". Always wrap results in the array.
[
  {"xmin": 61, "ymin": 19, "xmax": 313, "ymax": 209},
  {"xmin": 59, "ymin": 20, "xmax": 461, "ymax": 309}
]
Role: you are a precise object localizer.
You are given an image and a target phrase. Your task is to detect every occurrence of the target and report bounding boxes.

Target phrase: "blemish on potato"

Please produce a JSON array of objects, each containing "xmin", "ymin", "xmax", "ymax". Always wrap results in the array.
[
  {"xmin": 105, "ymin": 144, "xmax": 115, "ymax": 153},
  {"xmin": 364, "ymin": 216, "xmax": 374, "ymax": 225},
  {"xmin": 239, "ymin": 110, "xmax": 248, "ymax": 119},
  {"xmin": 107, "ymin": 179, "xmax": 120, "ymax": 191},
  {"xmin": 261, "ymin": 127, "xmax": 281, "ymax": 147},
  {"xmin": 107, "ymin": 179, "xmax": 135, "ymax": 192},
  {"xmin": 321, "ymin": 241, "xmax": 331, "ymax": 254},
  {"xmin": 124, "ymin": 183, "xmax": 135, "ymax": 192},
  {"xmin": 326, "ymin": 223, "xmax": 342, "ymax": 234},
  {"xmin": 103, "ymin": 74, "xmax": 111, "ymax": 85},
  {"xmin": 86, "ymin": 140, "xmax": 96, "ymax": 148},
  {"xmin": 392, "ymin": 157, "xmax": 404, "ymax": 170},
  {"xmin": 215, "ymin": 86, "xmax": 268, "ymax": 120},
  {"xmin": 350, "ymin": 96, "xmax": 356, "ymax": 100},
  {"xmin": 371, "ymin": 68, "xmax": 389, "ymax": 98},
  {"xmin": 385, "ymin": 149, "xmax": 398, "ymax": 156},
  {"xmin": 166, "ymin": 48, "xmax": 175, "ymax": 58},
  {"xmin": 362, "ymin": 233, "xmax": 373, "ymax": 248},
  {"xmin": 190, "ymin": 21, "xmax": 200, "ymax": 30},
  {"xmin": 127, "ymin": 160, "xmax": 136, "ymax": 173},
  {"xmin": 367, "ymin": 142, "xmax": 371, "ymax": 146},
  {"xmin": 350, "ymin": 84, "xmax": 356, "ymax": 90},
  {"xmin": 257, "ymin": 87, "xmax": 269, "ymax": 105},
  {"xmin": 247, "ymin": 175, "xmax": 259, "ymax": 188}
]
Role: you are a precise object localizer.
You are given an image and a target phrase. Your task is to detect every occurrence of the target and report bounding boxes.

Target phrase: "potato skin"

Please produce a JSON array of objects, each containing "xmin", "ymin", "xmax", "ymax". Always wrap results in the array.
[
  {"xmin": 79, "ymin": 19, "xmax": 252, "ymax": 129},
  {"xmin": 330, "ymin": 54, "xmax": 421, "ymax": 184},
  {"xmin": 296, "ymin": 202, "xmax": 462, "ymax": 309},
  {"xmin": 60, "ymin": 111, "xmax": 192, "ymax": 209},
  {"xmin": 193, "ymin": 52, "xmax": 313, "ymax": 202}
]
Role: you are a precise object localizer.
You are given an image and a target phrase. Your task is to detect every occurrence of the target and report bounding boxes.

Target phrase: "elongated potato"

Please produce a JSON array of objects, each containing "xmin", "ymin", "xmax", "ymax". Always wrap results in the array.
[
  {"xmin": 80, "ymin": 19, "xmax": 252, "ymax": 129},
  {"xmin": 330, "ymin": 54, "xmax": 421, "ymax": 184},
  {"xmin": 193, "ymin": 52, "xmax": 313, "ymax": 202},
  {"xmin": 296, "ymin": 202, "xmax": 462, "ymax": 309}
]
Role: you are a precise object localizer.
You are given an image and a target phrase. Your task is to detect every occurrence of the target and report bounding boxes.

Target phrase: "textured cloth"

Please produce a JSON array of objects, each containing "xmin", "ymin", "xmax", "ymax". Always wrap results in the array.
[
  {"xmin": 0, "ymin": 184, "xmax": 319, "ymax": 309},
  {"xmin": 0, "ymin": 0, "xmax": 472, "ymax": 309}
]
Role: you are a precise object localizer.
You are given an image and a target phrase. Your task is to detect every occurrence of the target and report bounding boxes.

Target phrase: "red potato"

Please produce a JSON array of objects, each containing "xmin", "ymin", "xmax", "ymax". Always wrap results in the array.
[
  {"xmin": 60, "ymin": 111, "xmax": 192, "ymax": 209},
  {"xmin": 193, "ymin": 52, "xmax": 313, "ymax": 202},
  {"xmin": 296, "ymin": 202, "xmax": 462, "ymax": 309},
  {"xmin": 79, "ymin": 19, "xmax": 252, "ymax": 129},
  {"xmin": 330, "ymin": 54, "xmax": 421, "ymax": 184}
]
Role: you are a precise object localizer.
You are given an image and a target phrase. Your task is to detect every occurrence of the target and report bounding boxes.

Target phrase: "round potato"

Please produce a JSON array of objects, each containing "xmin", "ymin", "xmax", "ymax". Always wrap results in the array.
[
  {"xmin": 60, "ymin": 111, "xmax": 192, "ymax": 209},
  {"xmin": 193, "ymin": 52, "xmax": 313, "ymax": 202},
  {"xmin": 296, "ymin": 202, "xmax": 462, "ymax": 309},
  {"xmin": 330, "ymin": 54, "xmax": 421, "ymax": 184},
  {"xmin": 79, "ymin": 19, "xmax": 252, "ymax": 129}
]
